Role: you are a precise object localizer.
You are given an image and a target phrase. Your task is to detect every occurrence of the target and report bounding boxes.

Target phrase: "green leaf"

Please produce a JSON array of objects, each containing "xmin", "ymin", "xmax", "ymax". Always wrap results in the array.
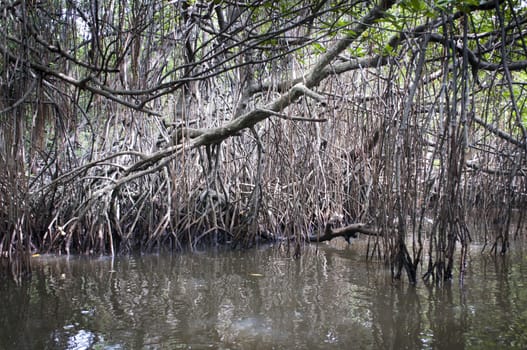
[
  {"xmin": 311, "ymin": 42, "xmax": 326, "ymax": 54},
  {"xmin": 349, "ymin": 46, "xmax": 366, "ymax": 58},
  {"xmin": 382, "ymin": 43, "xmax": 395, "ymax": 56},
  {"xmin": 409, "ymin": 0, "xmax": 425, "ymax": 11}
]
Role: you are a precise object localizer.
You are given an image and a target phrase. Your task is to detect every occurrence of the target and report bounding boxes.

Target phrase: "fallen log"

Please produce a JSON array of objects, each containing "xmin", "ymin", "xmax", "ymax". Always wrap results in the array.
[{"xmin": 308, "ymin": 223, "xmax": 379, "ymax": 243}]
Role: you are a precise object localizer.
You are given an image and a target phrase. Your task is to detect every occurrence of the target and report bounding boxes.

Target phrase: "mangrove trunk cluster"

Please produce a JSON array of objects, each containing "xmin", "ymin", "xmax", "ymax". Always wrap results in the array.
[{"xmin": 1, "ymin": 0, "xmax": 526, "ymax": 284}]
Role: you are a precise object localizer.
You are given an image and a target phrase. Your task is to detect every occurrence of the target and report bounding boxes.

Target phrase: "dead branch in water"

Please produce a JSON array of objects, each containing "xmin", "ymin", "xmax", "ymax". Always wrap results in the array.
[{"xmin": 308, "ymin": 223, "xmax": 379, "ymax": 243}]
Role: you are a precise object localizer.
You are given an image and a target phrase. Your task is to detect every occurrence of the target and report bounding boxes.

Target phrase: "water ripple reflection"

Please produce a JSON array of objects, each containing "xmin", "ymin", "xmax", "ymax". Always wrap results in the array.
[{"xmin": 1, "ymin": 243, "xmax": 526, "ymax": 349}]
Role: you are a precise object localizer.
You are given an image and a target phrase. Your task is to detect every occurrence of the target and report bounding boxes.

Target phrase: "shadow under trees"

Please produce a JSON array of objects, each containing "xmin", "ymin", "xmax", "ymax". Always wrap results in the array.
[{"xmin": 0, "ymin": 0, "xmax": 526, "ymax": 284}]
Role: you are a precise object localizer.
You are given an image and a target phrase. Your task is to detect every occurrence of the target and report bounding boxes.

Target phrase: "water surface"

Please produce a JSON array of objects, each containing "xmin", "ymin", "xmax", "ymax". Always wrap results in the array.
[{"xmin": 1, "ymin": 242, "xmax": 526, "ymax": 349}]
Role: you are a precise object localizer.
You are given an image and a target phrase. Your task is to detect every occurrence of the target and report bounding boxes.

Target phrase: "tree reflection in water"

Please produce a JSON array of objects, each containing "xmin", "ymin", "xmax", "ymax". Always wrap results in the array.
[{"xmin": 1, "ymin": 243, "xmax": 526, "ymax": 349}]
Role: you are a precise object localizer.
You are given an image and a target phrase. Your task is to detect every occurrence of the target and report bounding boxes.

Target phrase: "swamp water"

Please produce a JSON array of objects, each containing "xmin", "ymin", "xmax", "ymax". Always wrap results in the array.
[{"xmin": 1, "ymin": 242, "xmax": 527, "ymax": 349}]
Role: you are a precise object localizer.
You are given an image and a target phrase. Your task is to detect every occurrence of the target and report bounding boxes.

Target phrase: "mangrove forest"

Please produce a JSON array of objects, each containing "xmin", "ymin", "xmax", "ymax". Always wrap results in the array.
[{"xmin": 1, "ymin": 0, "xmax": 527, "ymax": 285}]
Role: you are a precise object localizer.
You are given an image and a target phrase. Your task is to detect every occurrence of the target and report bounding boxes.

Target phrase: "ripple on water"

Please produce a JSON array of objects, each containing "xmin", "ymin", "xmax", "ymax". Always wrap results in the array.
[{"xmin": 2, "ymin": 244, "xmax": 527, "ymax": 349}]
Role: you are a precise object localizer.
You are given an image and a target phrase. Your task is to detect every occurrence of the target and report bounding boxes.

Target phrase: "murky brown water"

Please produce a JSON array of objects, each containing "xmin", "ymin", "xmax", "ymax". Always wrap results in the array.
[{"xmin": 1, "ymin": 242, "xmax": 526, "ymax": 349}]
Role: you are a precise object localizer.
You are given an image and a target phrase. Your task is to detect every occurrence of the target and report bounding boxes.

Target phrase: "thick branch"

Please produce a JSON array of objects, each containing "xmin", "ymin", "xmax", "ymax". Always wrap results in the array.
[
  {"xmin": 429, "ymin": 33, "xmax": 527, "ymax": 71},
  {"xmin": 473, "ymin": 117, "xmax": 525, "ymax": 148},
  {"xmin": 248, "ymin": 0, "xmax": 505, "ymax": 95},
  {"xmin": 174, "ymin": 0, "xmax": 397, "ymax": 147},
  {"xmin": 305, "ymin": 0, "xmax": 395, "ymax": 86},
  {"xmin": 0, "ymin": 41, "xmax": 159, "ymax": 115}
]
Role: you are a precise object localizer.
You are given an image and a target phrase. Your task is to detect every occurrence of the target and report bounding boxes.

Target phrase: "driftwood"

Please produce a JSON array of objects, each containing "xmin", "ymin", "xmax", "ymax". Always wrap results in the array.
[{"xmin": 308, "ymin": 223, "xmax": 379, "ymax": 243}]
